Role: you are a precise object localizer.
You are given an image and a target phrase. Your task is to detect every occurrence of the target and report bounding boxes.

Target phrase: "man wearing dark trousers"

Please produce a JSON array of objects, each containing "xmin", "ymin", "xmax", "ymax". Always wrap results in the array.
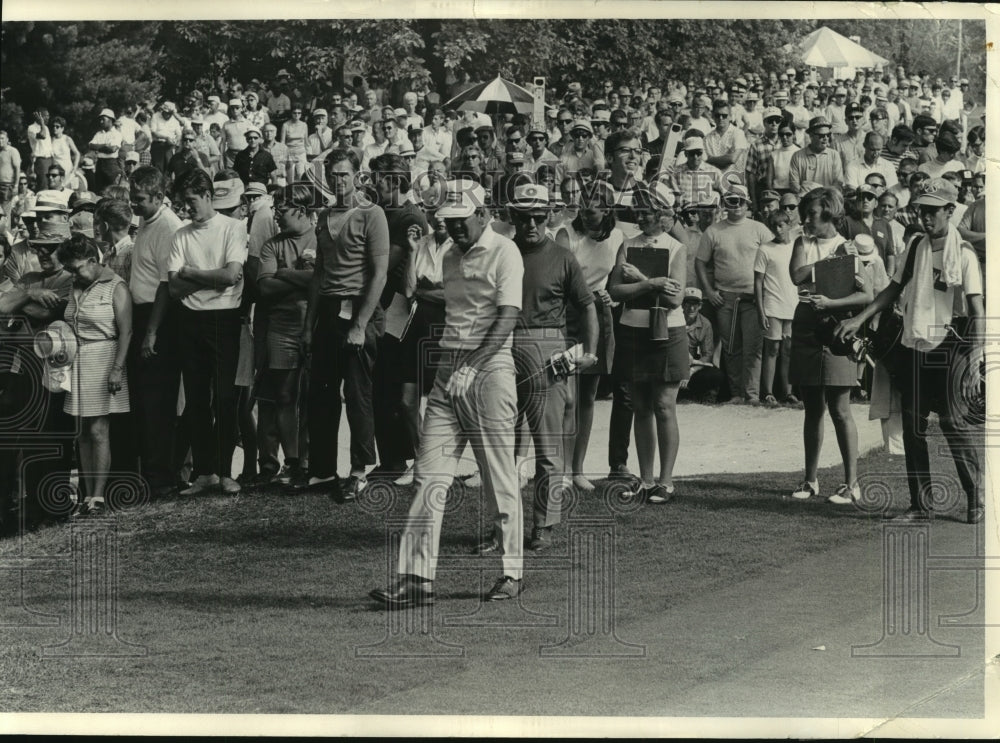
[
  {"xmin": 300, "ymin": 149, "xmax": 389, "ymax": 501},
  {"xmin": 128, "ymin": 167, "xmax": 184, "ymax": 496},
  {"xmin": 508, "ymin": 184, "xmax": 598, "ymax": 551},
  {"xmin": 167, "ymin": 169, "xmax": 247, "ymax": 497},
  {"xmin": 368, "ymin": 153, "xmax": 427, "ymax": 482}
]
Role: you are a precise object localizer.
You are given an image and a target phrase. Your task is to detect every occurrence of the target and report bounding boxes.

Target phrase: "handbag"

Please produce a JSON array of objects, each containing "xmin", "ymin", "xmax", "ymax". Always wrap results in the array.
[{"xmin": 863, "ymin": 234, "xmax": 920, "ymax": 376}]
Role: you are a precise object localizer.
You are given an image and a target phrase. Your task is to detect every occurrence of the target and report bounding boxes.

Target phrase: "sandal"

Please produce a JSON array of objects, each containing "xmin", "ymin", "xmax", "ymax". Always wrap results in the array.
[{"xmin": 763, "ymin": 394, "xmax": 778, "ymax": 406}]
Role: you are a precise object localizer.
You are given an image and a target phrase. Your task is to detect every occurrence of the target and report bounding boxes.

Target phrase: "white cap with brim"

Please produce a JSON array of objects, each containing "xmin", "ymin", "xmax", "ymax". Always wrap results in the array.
[
  {"xmin": 244, "ymin": 182, "xmax": 268, "ymax": 198},
  {"xmin": 437, "ymin": 181, "xmax": 487, "ymax": 219},
  {"xmin": 509, "ymin": 184, "xmax": 549, "ymax": 210},
  {"xmin": 212, "ymin": 178, "xmax": 245, "ymax": 210},
  {"xmin": 684, "ymin": 136, "xmax": 705, "ymax": 152},
  {"xmin": 683, "ymin": 287, "xmax": 703, "ymax": 302}
]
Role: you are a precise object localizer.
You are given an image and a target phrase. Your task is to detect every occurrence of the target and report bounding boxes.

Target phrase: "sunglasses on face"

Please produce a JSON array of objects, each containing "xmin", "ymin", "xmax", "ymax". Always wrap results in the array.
[
  {"xmin": 782, "ymin": 204, "xmax": 798, "ymax": 211},
  {"xmin": 246, "ymin": 135, "xmax": 260, "ymax": 140},
  {"xmin": 513, "ymin": 212, "xmax": 548, "ymax": 224},
  {"xmin": 558, "ymin": 119, "xmax": 573, "ymax": 125},
  {"xmin": 571, "ymin": 132, "xmax": 591, "ymax": 139},
  {"xmin": 508, "ymin": 138, "xmax": 522, "ymax": 145},
  {"xmin": 713, "ymin": 112, "xmax": 729, "ymax": 119},
  {"xmin": 527, "ymin": 136, "xmax": 545, "ymax": 143},
  {"xmin": 849, "ymin": 114, "xmax": 863, "ymax": 120},
  {"xmin": 723, "ymin": 198, "xmax": 744, "ymax": 208},
  {"xmin": 183, "ymin": 137, "xmax": 195, "ymax": 142},
  {"xmin": 917, "ymin": 205, "xmax": 943, "ymax": 217}
]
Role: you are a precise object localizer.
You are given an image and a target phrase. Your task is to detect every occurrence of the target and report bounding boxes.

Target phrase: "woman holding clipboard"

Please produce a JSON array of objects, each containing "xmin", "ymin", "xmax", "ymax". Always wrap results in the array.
[
  {"xmin": 788, "ymin": 187, "xmax": 873, "ymax": 506},
  {"xmin": 606, "ymin": 183, "xmax": 687, "ymax": 505}
]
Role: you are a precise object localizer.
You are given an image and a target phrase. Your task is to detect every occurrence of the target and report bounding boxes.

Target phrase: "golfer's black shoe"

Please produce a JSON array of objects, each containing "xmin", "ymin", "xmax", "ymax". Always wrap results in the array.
[{"xmin": 369, "ymin": 575, "xmax": 435, "ymax": 608}]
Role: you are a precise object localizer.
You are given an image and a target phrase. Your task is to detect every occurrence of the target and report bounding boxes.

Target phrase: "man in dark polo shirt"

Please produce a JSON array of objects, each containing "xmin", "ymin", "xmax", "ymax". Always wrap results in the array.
[
  {"xmin": 508, "ymin": 184, "xmax": 597, "ymax": 551},
  {"xmin": 233, "ymin": 125, "xmax": 277, "ymax": 187},
  {"xmin": 300, "ymin": 148, "xmax": 389, "ymax": 501},
  {"xmin": 367, "ymin": 153, "xmax": 428, "ymax": 482}
]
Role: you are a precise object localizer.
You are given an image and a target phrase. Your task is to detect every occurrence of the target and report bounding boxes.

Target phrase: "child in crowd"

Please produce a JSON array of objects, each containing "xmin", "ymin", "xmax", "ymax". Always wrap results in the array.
[{"xmin": 754, "ymin": 210, "xmax": 799, "ymax": 405}]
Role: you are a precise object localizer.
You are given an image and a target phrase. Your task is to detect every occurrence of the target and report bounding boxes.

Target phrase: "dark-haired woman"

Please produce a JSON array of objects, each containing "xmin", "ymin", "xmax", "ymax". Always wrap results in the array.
[
  {"xmin": 788, "ymin": 186, "xmax": 872, "ymax": 505},
  {"xmin": 58, "ymin": 234, "xmax": 132, "ymax": 515},
  {"xmin": 555, "ymin": 186, "xmax": 623, "ymax": 491}
]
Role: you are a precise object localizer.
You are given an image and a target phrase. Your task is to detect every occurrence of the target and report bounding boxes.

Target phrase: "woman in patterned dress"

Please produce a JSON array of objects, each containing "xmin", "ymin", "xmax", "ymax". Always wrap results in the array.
[{"xmin": 57, "ymin": 234, "xmax": 132, "ymax": 515}]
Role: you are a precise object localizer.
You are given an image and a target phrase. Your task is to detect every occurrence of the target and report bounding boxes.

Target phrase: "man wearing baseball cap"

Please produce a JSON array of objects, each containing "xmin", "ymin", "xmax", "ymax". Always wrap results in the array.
[
  {"xmin": 233, "ymin": 125, "xmax": 277, "ymax": 187},
  {"xmin": 523, "ymin": 124, "xmax": 559, "ymax": 176},
  {"xmin": 507, "ymin": 183, "xmax": 597, "ymax": 551},
  {"xmin": 745, "ymin": 106, "xmax": 783, "ymax": 207},
  {"xmin": 680, "ymin": 286, "xmax": 724, "ymax": 403},
  {"xmin": 558, "ymin": 119, "xmax": 603, "ymax": 175},
  {"xmin": 221, "ymin": 98, "xmax": 251, "ymax": 169},
  {"xmin": 370, "ymin": 178, "xmax": 527, "ymax": 607},
  {"xmin": 789, "ymin": 117, "xmax": 843, "ymax": 193},
  {"xmin": 165, "ymin": 127, "xmax": 204, "ymax": 184},
  {"xmin": 704, "ymin": 101, "xmax": 749, "ymax": 182},
  {"xmin": 833, "ymin": 102, "xmax": 866, "ymax": 169},
  {"xmin": 695, "ymin": 183, "xmax": 774, "ymax": 404},
  {"xmin": 149, "ymin": 102, "xmax": 182, "ymax": 174},
  {"xmin": 667, "ymin": 135, "xmax": 724, "ymax": 207},
  {"xmin": 836, "ymin": 177, "xmax": 984, "ymax": 524},
  {"xmin": 89, "ymin": 108, "xmax": 124, "ymax": 192}
]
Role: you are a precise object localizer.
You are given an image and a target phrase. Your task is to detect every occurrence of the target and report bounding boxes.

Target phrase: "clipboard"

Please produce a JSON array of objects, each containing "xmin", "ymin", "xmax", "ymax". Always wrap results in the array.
[
  {"xmin": 625, "ymin": 246, "xmax": 670, "ymax": 311},
  {"xmin": 385, "ymin": 292, "xmax": 417, "ymax": 340},
  {"xmin": 811, "ymin": 254, "xmax": 858, "ymax": 300}
]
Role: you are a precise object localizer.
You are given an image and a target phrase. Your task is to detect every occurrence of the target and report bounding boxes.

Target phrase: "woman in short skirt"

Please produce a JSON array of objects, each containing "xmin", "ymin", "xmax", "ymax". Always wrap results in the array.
[
  {"xmin": 788, "ymin": 187, "xmax": 873, "ymax": 505},
  {"xmin": 555, "ymin": 179, "xmax": 624, "ymax": 492},
  {"xmin": 607, "ymin": 184, "xmax": 687, "ymax": 505},
  {"xmin": 59, "ymin": 234, "xmax": 132, "ymax": 515}
]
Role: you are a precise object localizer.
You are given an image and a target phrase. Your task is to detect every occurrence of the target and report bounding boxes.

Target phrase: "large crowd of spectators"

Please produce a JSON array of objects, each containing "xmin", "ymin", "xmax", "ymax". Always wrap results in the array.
[{"xmin": 0, "ymin": 61, "xmax": 986, "ymax": 602}]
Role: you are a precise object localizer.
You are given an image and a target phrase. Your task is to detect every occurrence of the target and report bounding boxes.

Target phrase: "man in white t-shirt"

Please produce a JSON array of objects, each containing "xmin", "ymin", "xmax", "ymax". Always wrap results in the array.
[
  {"xmin": 167, "ymin": 168, "xmax": 248, "ymax": 497},
  {"xmin": 695, "ymin": 184, "xmax": 774, "ymax": 403},
  {"xmin": 837, "ymin": 178, "xmax": 984, "ymax": 524},
  {"xmin": 128, "ymin": 166, "xmax": 185, "ymax": 496}
]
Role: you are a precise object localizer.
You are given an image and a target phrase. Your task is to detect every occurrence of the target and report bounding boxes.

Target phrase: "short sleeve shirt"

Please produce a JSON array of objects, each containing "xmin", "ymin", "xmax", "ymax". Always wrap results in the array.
[
  {"xmin": 697, "ymin": 218, "xmax": 774, "ymax": 294},
  {"xmin": 167, "ymin": 213, "xmax": 248, "ymax": 310},
  {"xmin": 517, "ymin": 238, "xmax": 593, "ymax": 331},
  {"xmin": 440, "ymin": 228, "xmax": 523, "ymax": 350},
  {"xmin": 130, "ymin": 204, "xmax": 183, "ymax": 304}
]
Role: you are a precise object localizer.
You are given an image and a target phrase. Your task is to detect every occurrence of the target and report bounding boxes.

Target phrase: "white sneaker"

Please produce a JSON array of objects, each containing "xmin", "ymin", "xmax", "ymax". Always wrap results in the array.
[
  {"xmin": 463, "ymin": 471, "xmax": 482, "ymax": 488},
  {"xmin": 295, "ymin": 473, "xmax": 338, "ymax": 490},
  {"xmin": 394, "ymin": 465, "xmax": 414, "ymax": 486},
  {"xmin": 181, "ymin": 474, "xmax": 220, "ymax": 495},
  {"xmin": 827, "ymin": 483, "xmax": 860, "ymax": 505},
  {"xmin": 791, "ymin": 481, "xmax": 819, "ymax": 500},
  {"xmin": 220, "ymin": 476, "xmax": 242, "ymax": 495}
]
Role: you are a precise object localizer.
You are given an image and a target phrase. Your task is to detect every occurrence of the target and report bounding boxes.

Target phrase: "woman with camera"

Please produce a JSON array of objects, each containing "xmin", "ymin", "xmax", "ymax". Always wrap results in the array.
[{"xmin": 787, "ymin": 187, "xmax": 872, "ymax": 506}]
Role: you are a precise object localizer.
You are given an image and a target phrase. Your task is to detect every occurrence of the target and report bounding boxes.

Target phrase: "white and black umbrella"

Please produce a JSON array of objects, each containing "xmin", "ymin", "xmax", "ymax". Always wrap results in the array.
[{"xmin": 443, "ymin": 75, "xmax": 535, "ymax": 116}]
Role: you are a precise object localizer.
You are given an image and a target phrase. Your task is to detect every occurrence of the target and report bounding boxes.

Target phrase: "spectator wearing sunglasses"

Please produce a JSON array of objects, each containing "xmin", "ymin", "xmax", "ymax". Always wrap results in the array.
[
  {"xmin": 523, "ymin": 125, "xmax": 560, "ymax": 178},
  {"xmin": 910, "ymin": 114, "xmax": 939, "ymax": 165},
  {"xmin": 704, "ymin": 102, "xmax": 748, "ymax": 182},
  {"xmin": 549, "ymin": 108, "xmax": 576, "ymax": 158},
  {"xmin": 833, "ymin": 102, "xmax": 866, "ymax": 169},
  {"xmin": 789, "ymin": 117, "xmax": 843, "ymax": 194},
  {"xmin": 558, "ymin": 120, "xmax": 603, "ymax": 176},
  {"xmin": 769, "ymin": 125, "xmax": 799, "ymax": 194}
]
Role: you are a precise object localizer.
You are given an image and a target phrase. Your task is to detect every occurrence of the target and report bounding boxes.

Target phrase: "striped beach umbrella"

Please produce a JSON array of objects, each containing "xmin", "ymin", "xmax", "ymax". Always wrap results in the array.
[{"xmin": 443, "ymin": 75, "xmax": 535, "ymax": 116}]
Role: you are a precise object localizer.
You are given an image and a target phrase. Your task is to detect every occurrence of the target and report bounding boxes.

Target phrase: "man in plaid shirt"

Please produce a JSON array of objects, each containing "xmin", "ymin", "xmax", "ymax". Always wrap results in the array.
[{"xmin": 745, "ymin": 107, "xmax": 783, "ymax": 208}]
